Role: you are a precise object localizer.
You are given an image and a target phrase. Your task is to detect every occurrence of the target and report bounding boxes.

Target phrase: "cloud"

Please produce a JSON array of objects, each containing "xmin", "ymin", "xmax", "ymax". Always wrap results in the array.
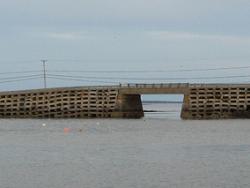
[
  {"xmin": 45, "ymin": 32, "xmax": 95, "ymax": 40},
  {"xmin": 147, "ymin": 31, "xmax": 250, "ymax": 44}
]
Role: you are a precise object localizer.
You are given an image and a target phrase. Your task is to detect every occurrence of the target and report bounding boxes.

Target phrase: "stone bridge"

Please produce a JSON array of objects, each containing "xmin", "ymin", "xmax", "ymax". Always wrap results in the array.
[{"xmin": 0, "ymin": 83, "xmax": 250, "ymax": 119}]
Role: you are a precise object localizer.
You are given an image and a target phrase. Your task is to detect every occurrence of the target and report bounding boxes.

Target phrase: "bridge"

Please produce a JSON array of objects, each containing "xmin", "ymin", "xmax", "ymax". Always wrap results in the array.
[
  {"xmin": 119, "ymin": 83, "xmax": 189, "ymax": 94},
  {"xmin": 0, "ymin": 83, "xmax": 250, "ymax": 119}
]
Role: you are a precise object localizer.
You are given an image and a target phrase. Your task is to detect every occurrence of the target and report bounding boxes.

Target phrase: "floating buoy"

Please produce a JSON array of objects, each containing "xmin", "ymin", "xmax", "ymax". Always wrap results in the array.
[
  {"xmin": 42, "ymin": 123, "xmax": 46, "ymax": 127},
  {"xmin": 64, "ymin": 127, "xmax": 71, "ymax": 133}
]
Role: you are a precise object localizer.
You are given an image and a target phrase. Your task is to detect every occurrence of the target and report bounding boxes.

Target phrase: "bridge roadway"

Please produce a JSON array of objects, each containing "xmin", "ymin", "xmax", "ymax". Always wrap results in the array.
[
  {"xmin": 1, "ymin": 83, "xmax": 249, "ymax": 95},
  {"xmin": 118, "ymin": 83, "xmax": 250, "ymax": 94},
  {"xmin": 119, "ymin": 83, "xmax": 189, "ymax": 94},
  {"xmin": 0, "ymin": 83, "xmax": 188, "ymax": 95}
]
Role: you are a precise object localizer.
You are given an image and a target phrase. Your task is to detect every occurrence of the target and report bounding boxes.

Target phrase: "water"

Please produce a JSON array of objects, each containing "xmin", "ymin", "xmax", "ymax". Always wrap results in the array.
[
  {"xmin": 143, "ymin": 102, "xmax": 182, "ymax": 119},
  {"xmin": 1, "ymin": 103, "xmax": 250, "ymax": 188}
]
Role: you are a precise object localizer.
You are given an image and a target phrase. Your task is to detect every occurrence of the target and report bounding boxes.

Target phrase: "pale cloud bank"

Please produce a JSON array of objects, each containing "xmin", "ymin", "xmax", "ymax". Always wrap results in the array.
[
  {"xmin": 43, "ymin": 30, "xmax": 250, "ymax": 45},
  {"xmin": 45, "ymin": 32, "xmax": 95, "ymax": 40},
  {"xmin": 147, "ymin": 31, "xmax": 250, "ymax": 44}
]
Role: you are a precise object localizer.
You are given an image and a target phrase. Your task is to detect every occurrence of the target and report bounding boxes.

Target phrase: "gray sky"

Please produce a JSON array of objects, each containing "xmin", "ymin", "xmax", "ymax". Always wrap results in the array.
[{"xmin": 0, "ymin": 0, "xmax": 250, "ymax": 90}]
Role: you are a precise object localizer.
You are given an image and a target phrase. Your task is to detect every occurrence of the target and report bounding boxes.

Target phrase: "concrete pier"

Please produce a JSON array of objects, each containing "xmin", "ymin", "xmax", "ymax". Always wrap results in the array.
[{"xmin": 0, "ymin": 83, "xmax": 250, "ymax": 119}]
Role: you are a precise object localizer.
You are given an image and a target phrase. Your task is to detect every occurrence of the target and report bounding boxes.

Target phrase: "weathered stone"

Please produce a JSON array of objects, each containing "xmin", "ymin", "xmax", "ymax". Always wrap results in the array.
[{"xmin": 0, "ymin": 84, "xmax": 250, "ymax": 119}]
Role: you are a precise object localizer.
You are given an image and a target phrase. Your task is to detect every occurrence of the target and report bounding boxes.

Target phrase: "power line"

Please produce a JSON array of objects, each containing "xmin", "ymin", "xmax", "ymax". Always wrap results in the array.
[
  {"xmin": 1, "ymin": 64, "xmax": 250, "ymax": 87},
  {"xmin": 0, "ymin": 76, "xmax": 43, "ymax": 84},
  {"xmin": 0, "ymin": 64, "xmax": 250, "ymax": 75},
  {"xmin": 0, "ymin": 73, "xmax": 249, "ymax": 84},
  {"xmin": 0, "ymin": 74, "xmax": 249, "ymax": 86},
  {"xmin": 166, "ymin": 66, "xmax": 250, "ymax": 72},
  {"xmin": 0, "ymin": 74, "xmax": 43, "ymax": 81},
  {"xmin": 47, "ymin": 65, "xmax": 250, "ymax": 73},
  {"xmin": 0, "ymin": 70, "xmax": 41, "ymax": 75},
  {"xmin": 0, "ymin": 60, "xmax": 38, "ymax": 64},
  {"xmin": 47, "ymin": 73, "xmax": 250, "ymax": 81},
  {"xmin": 47, "ymin": 76, "xmax": 119, "ymax": 84}
]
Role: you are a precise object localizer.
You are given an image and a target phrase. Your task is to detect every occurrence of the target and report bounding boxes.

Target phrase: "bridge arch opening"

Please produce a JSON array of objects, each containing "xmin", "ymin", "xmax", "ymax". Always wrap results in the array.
[{"xmin": 141, "ymin": 94, "xmax": 184, "ymax": 119}]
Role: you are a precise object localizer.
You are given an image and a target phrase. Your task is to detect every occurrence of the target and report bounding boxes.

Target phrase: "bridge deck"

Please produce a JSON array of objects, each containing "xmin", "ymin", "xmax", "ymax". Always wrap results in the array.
[
  {"xmin": 119, "ymin": 83, "xmax": 189, "ymax": 94},
  {"xmin": 1, "ymin": 83, "xmax": 250, "ymax": 95}
]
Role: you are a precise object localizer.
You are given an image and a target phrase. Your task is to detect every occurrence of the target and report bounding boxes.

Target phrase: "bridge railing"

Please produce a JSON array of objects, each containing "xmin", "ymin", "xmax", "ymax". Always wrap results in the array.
[{"xmin": 122, "ymin": 83, "xmax": 189, "ymax": 89}]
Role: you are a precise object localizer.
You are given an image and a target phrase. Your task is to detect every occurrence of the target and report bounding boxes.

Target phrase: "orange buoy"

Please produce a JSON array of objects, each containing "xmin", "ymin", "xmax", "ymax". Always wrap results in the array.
[{"xmin": 64, "ymin": 127, "xmax": 71, "ymax": 133}]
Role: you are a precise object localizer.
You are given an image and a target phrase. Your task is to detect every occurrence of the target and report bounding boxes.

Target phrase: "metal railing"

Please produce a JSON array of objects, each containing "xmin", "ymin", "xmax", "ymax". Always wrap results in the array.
[{"xmin": 121, "ymin": 83, "xmax": 189, "ymax": 89}]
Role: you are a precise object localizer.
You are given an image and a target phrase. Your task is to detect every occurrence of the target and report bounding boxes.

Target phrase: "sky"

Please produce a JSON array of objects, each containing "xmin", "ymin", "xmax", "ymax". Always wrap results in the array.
[{"xmin": 0, "ymin": 0, "xmax": 250, "ymax": 91}]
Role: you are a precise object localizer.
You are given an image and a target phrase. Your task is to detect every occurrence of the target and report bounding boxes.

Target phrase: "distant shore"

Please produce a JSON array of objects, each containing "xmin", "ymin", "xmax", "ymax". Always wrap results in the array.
[{"xmin": 142, "ymin": 101, "xmax": 182, "ymax": 104}]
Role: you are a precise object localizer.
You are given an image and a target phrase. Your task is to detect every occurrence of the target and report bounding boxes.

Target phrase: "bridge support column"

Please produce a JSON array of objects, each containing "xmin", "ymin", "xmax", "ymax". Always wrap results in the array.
[
  {"xmin": 112, "ymin": 94, "xmax": 144, "ymax": 118},
  {"xmin": 181, "ymin": 94, "xmax": 190, "ymax": 119}
]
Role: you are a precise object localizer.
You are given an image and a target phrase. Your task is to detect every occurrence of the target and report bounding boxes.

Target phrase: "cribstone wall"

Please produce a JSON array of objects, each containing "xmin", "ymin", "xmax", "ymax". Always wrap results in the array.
[
  {"xmin": 0, "ymin": 87, "xmax": 118, "ymax": 118},
  {"xmin": 181, "ymin": 85, "xmax": 250, "ymax": 119},
  {"xmin": 1, "ymin": 84, "xmax": 250, "ymax": 119}
]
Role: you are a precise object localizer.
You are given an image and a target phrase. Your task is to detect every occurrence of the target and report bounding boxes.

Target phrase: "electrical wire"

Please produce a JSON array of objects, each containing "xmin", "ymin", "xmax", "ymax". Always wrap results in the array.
[
  {"xmin": 47, "ymin": 73, "xmax": 250, "ymax": 81},
  {"xmin": 0, "ymin": 64, "xmax": 250, "ymax": 75},
  {"xmin": 0, "ymin": 76, "xmax": 43, "ymax": 84},
  {"xmin": 0, "ymin": 74, "xmax": 43, "ymax": 81},
  {"xmin": 1, "ymin": 63, "xmax": 250, "ymax": 87},
  {"xmin": 48, "ymin": 65, "xmax": 250, "ymax": 73},
  {"xmin": 0, "ymin": 71, "xmax": 42, "ymax": 75},
  {"xmin": 47, "ymin": 76, "xmax": 119, "ymax": 84}
]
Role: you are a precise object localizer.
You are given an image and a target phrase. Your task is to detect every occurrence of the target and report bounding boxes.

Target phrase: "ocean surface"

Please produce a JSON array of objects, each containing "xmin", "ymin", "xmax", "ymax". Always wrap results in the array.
[{"xmin": 1, "ymin": 103, "xmax": 250, "ymax": 188}]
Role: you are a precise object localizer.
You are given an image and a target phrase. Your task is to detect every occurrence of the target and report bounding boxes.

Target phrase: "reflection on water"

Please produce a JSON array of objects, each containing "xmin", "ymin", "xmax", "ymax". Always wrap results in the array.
[{"xmin": 143, "ymin": 102, "xmax": 182, "ymax": 119}]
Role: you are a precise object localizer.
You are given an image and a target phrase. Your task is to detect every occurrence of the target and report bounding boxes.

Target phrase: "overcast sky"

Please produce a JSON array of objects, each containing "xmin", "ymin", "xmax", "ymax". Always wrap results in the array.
[{"xmin": 0, "ymin": 0, "xmax": 250, "ymax": 90}]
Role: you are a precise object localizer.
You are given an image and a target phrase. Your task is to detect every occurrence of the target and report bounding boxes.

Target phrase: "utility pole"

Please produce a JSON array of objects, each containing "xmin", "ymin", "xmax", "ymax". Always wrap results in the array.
[{"xmin": 41, "ymin": 60, "xmax": 48, "ymax": 88}]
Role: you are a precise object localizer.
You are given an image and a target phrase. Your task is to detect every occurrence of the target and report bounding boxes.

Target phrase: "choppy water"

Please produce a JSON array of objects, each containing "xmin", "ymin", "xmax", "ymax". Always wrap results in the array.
[{"xmin": 1, "ymin": 103, "xmax": 250, "ymax": 188}]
